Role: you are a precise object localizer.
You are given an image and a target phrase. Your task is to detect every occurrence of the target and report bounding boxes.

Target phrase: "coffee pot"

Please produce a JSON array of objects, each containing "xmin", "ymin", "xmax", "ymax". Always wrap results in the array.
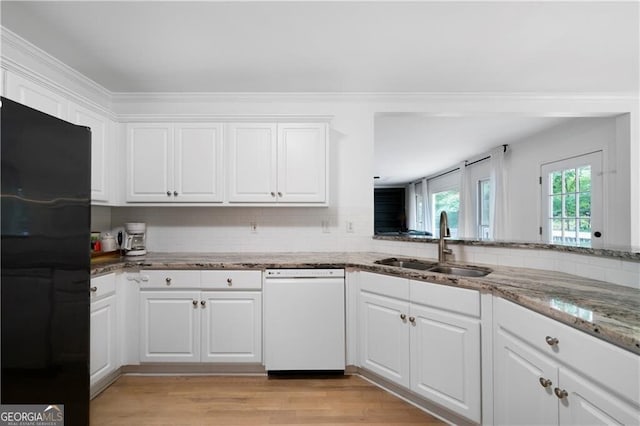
[{"xmin": 123, "ymin": 222, "xmax": 147, "ymax": 256}]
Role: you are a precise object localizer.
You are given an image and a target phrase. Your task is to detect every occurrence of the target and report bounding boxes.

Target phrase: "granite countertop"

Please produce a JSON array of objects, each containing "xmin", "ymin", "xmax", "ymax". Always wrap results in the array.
[{"xmin": 91, "ymin": 252, "xmax": 640, "ymax": 355}]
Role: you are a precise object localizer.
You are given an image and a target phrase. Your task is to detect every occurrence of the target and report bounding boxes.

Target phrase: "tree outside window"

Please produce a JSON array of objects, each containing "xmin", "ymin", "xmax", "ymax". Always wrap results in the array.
[{"xmin": 433, "ymin": 190, "xmax": 459, "ymax": 238}]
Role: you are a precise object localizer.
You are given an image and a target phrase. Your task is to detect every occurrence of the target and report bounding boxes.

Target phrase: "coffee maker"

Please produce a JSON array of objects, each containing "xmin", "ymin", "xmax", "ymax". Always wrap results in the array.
[{"xmin": 123, "ymin": 222, "xmax": 147, "ymax": 256}]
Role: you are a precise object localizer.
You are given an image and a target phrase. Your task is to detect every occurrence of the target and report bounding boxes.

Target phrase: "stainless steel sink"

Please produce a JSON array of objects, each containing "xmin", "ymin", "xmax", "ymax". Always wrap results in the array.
[
  {"xmin": 427, "ymin": 265, "xmax": 492, "ymax": 277},
  {"xmin": 375, "ymin": 257, "xmax": 492, "ymax": 277},
  {"xmin": 374, "ymin": 257, "xmax": 437, "ymax": 270}
]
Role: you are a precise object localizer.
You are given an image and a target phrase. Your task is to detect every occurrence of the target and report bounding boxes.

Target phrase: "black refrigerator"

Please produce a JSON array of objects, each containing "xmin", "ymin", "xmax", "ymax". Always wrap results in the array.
[{"xmin": 1, "ymin": 97, "xmax": 91, "ymax": 425}]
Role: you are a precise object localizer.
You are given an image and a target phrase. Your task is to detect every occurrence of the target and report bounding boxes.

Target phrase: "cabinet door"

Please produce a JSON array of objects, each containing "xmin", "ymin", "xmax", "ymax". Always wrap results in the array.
[
  {"xmin": 68, "ymin": 102, "xmax": 110, "ymax": 203},
  {"xmin": 90, "ymin": 295, "xmax": 117, "ymax": 386},
  {"xmin": 359, "ymin": 291, "xmax": 410, "ymax": 387},
  {"xmin": 494, "ymin": 326, "xmax": 558, "ymax": 425},
  {"xmin": 226, "ymin": 123, "xmax": 277, "ymax": 202},
  {"xmin": 5, "ymin": 72, "xmax": 67, "ymax": 120},
  {"xmin": 277, "ymin": 123, "xmax": 327, "ymax": 203},
  {"xmin": 201, "ymin": 291, "xmax": 262, "ymax": 363},
  {"xmin": 174, "ymin": 124, "xmax": 224, "ymax": 202},
  {"xmin": 139, "ymin": 291, "xmax": 200, "ymax": 362},
  {"xmin": 558, "ymin": 368, "xmax": 640, "ymax": 425},
  {"xmin": 126, "ymin": 124, "xmax": 173, "ymax": 202},
  {"xmin": 410, "ymin": 303, "xmax": 481, "ymax": 423}
]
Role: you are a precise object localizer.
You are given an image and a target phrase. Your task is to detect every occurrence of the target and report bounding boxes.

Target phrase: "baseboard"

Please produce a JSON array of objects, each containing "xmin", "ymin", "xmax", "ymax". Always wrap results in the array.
[
  {"xmin": 355, "ymin": 367, "xmax": 478, "ymax": 426},
  {"xmin": 121, "ymin": 362, "xmax": 266, "ymax": 375},
  {"xmin": 90, "ymin": 367, "xmax": 123, "ymax": 400}
]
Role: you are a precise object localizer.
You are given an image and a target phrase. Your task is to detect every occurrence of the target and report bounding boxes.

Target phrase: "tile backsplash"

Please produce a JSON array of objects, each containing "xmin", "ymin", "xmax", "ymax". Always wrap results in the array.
[{"xmin": 93, "ymin": 205, "xmax": 639, "ymax": 290}]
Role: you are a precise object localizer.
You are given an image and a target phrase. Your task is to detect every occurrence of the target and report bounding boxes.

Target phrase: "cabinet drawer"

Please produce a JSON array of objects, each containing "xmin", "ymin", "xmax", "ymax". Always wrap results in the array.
[
  {"xmin": 201, "ymin": 270, "xmax": 262, "ymax": 290},
  {"xmin": 90, "ymin": 273, "xmax": 116, "ymax": 299},
  {"xmin": 359, "ymin": 271, "xmax": 409, "ymax": 300},
  {"xmin": 140, "ymin": 270, "xmax": 201, "ymax": 289},
  {"xmin": 410, "ymin": 280, "xmax": 480, "ymax": 317},
  {"xmin": 495, "ymin": 297, "xmax": 640, "ymax": 404}
]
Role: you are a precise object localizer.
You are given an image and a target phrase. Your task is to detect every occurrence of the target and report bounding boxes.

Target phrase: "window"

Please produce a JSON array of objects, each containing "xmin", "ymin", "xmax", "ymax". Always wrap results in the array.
[
  {"xmin": 415, "ymin": 182, "xmax": 425, "ymax": 231},
  {"xmin": 428, "ymin": 171, "xmax": 460, "ymax": 238},
  {"xmin": 433, "ymin": 190, "xmax": 460, "ymax": 238},
  {"xmin": 478, "ymin": 179, "xmax": 490, "ymax": 240},
  {"xmin": 541, "ymin": 151, "xmax": 602, "ymax": 248}
]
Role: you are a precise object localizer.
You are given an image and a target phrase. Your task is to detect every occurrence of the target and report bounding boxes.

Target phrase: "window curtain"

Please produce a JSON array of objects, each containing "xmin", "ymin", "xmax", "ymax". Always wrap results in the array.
[
  {"xmin": 406, "ymin": 182, "xmax": 417, "ymax": 231},
  {"xmin": 421, "ymin": 178, "xmax": 432, "ymax": 234},
  {"xmin": 458, "ymin": 161, "xmax": 475, "ymax": 238},
  {"xmin": 489, "ymin": 146, "xmax": 509, "ymax": 240}
]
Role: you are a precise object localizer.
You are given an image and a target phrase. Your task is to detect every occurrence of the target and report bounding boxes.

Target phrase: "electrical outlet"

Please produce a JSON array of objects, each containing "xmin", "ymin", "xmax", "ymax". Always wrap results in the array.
[
  {"xmin": 346, "ymin": 221, "xmax": 355, "ymax": 233},
  {"xmin": 250, "ymin": 222, "xmax": 257, "ymax": 233},
  {"xmin": 322, "ymin": 220, "xmax": 330, "ymax": 233}
]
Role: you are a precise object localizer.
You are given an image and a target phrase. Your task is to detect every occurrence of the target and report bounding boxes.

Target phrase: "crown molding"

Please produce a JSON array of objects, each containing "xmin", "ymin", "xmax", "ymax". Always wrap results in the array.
[
  {"xmin": 118, "ymin": 113, "xmax": 334, "ymax": 123},
  {"xmin": 2, "ymin": 26, "xmax": 636, "ymax": 115},
  {"xmin": 111, "ymin": 91, "xmax": 639, "ymax": 105},
  {"xmin": 1, "ymin": 27, "xmax": 114, "ymax": 117}
]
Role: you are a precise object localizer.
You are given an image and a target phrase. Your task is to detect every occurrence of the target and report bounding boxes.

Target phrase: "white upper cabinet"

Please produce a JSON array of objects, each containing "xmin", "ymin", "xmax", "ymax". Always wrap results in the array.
[
  {"xmin": 5, "ymin": 71, "xmax": 67, "ymax": 120},
  {"xmin": 277, "ymin": 123, "xmax": 327, "ymax": 203},
  {"xmin": 68, "ymin": 102, "xmax": 112, "ymax": 204},
  {"xmin": 126, "ymin": 123, "xmax": 224, "ymax": 203},
  {"xmin": 227, "ymin": 122, "xmax": 328, "ymax": 205},
  {"xmin": 174, "ymin": 124, "xmax": 224, "ymax": 202},
  {"xmin": 226, "ymin": 123, "xmax": 278, "ymax": 203},
  {"xmin": 127, "ymin": 123, "xmax": 173, "ymax": 202}
]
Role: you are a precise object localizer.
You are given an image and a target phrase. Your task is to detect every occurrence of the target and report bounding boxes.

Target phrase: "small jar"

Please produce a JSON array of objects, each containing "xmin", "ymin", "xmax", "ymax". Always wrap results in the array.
[{"xmin": 101, "ymin": 233, "xmax": 117, "ymax": 252}]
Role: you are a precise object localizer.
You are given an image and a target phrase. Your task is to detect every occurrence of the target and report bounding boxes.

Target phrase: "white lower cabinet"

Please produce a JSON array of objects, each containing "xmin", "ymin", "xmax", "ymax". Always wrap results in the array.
[
  {"xmin": 494, "ymin": 297, "xmax": 640, "ymax": 426},
  {"xmin": 409, "ymin": 302, "xmax": 481, "ymax": 421},
  {"xmin": 359, "ymin": 291, "xmax": 410, "ymax": 387},
  {"xmin": 200, "ymin": 291, "xmax": 262, "ymax": 363},
  {"xmin": 139, "ymin": 270, "xmax": 262, "ymax": 363},
  {"xmin": 90, "ymin": 273, "xmax": 118, "ymax": 387},
  {"xmin": 357, "ymin": 272, "xmax": 481, "ymax": 423},
  {"xmin": 139, "ymin": 291, "xmax": 201, "ymax": 362},
  {"xmin": 494, "ymin": 325, "xmax": 559, "ymax": 425}
]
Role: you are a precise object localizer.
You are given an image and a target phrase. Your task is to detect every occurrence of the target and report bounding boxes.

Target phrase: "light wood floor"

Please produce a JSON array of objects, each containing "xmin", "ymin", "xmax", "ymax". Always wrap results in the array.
[{"xmin": 90, "ymin": 375, "xmax": 447, "ymax": 425}]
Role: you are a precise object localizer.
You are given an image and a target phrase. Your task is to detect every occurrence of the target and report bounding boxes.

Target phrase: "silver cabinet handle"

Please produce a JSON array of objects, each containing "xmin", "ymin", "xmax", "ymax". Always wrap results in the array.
[
  {"xmin": 409, "ymin": 316, "xmax": 416, "ymax": 324},
  {"xmin": 270, "ymin": 192, "xmax": 276, "ymax": 197},
  {"xmin": 192, "ymin": 300, "xmax": 197, "ymax": 306},
  {"xmin": 400, "ymin": 313, "xmax": 406, "ymax": 320},
  {"xmin": 277, "ymin": 192, "xmax": 282, "ymax": 197},
  {"xmin": 227, "ymin": 278, "xmax": 233, "ymax": 286},
  {"xmin": 545, "ymin": 336, "xmax": 559, "ymax": 346},
  {"xmin": 173, "ymin": 191, "xmax": 178, "ymax": 196},
  {"xmin": 90, "ymin": 286, "xmax": 97, "ymax": 292},
  {"xmin": 200, "ymin": 300, "xmax": 206, "ymax": 307},
  {"xmin": 165, "ymin": 277, "xmax": 172, "ymax": 285},
  {"xmin": 539, "ymin": 377, "xmax": 552, "ymax": 388},
  {"xmin": 554, "ymin": 388, "xmax": 568, "ymax": 399},
  {"xmin": 167, "ymin": 191, "xmax": 171, "ymax": 196}
]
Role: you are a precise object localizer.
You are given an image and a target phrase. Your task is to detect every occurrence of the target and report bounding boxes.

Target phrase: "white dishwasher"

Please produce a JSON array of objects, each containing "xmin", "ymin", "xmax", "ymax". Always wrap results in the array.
[{"xmin": 264, "ymin": 269, "xmax": 345, "ymax": 372}]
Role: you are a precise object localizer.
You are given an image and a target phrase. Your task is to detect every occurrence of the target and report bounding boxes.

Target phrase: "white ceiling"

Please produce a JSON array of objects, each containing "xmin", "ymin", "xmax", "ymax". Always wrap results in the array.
[
  {"xmin": 374, "ymin": 115, "xmax": 576, "ymax": 185},
  {"xmin": 1, "ymin": 1, "xmax": 638, "ymax": 93},
  {"xmin": 1, "ymin": 2, "xmax": 635, "ymax": 186}
]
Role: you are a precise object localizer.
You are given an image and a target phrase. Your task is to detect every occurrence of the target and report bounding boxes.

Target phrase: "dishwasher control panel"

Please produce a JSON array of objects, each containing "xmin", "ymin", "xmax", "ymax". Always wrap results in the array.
[{"xmin": 265, "ymin": 269, "xmax": 345, "ymax": 278}]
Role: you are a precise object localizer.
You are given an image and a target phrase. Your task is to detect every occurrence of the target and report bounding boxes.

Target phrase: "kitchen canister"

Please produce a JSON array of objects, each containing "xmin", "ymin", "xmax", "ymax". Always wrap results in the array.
[{"xmin": 101, "ymin": 233, "xmax": 118, "ymax": 252}]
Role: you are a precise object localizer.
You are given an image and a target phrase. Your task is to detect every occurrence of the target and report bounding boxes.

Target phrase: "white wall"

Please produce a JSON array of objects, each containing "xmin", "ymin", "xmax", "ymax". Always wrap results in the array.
[
  {"xmin": 2, "ymin": 27, "xmax": 638, "ymax": 251},
  {"xmin": 505, "ymin": 117, "xmax": 629, "ymax": 247},
  {"xmin": 109, "ymin": 95, "xmax": 639, "ymax": 252},
  {"xmin": 111, "ymin": 99, "xmax": 376, "ymax": 252}
]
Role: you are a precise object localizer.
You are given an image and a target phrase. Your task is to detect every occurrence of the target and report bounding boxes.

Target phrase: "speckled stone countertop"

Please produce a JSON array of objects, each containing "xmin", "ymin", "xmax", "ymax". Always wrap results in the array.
[
  {"xmin": 91, "ymin": 252, "xmax": 640, "ymax": 355},
  {"xmin": 373, "ymin": 235, "xmax": 640, "ymax": 262}
]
